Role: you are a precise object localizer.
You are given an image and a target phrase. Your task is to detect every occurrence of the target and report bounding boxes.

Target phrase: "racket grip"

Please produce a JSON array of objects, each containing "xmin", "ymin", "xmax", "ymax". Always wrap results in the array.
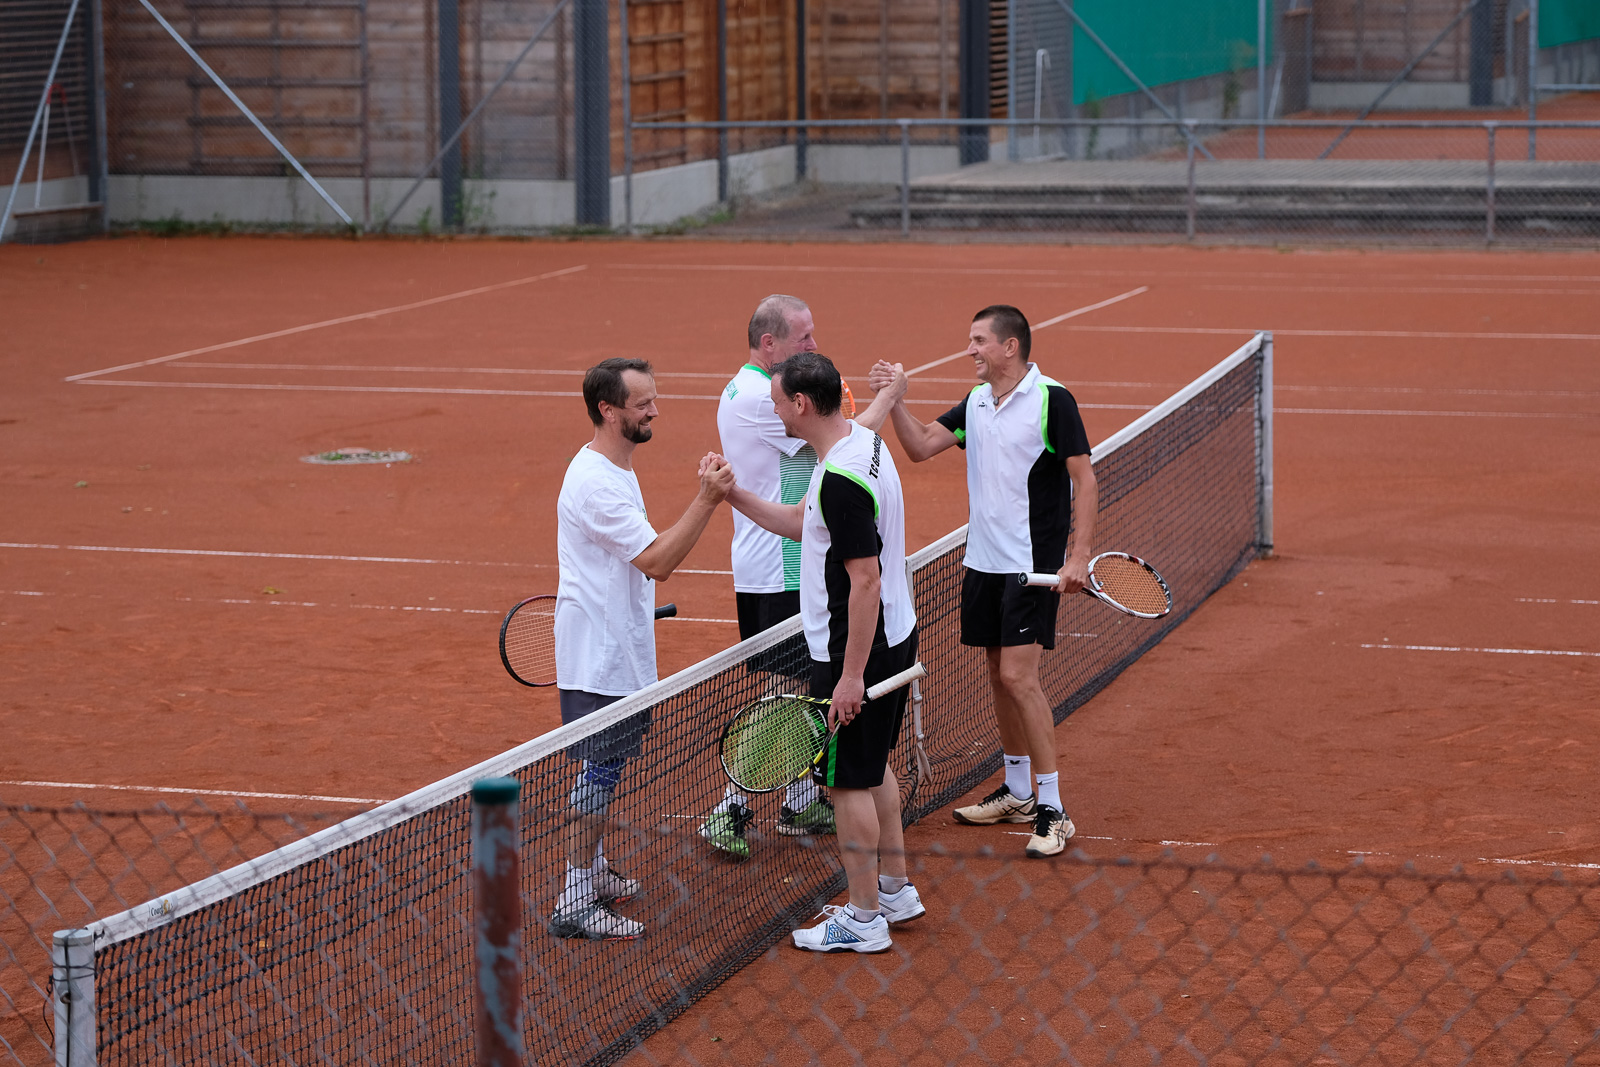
[
  {"xmin": 1018, "ymin": 572, "xmax": 1063, "ymax": 589},
  {"xmin": 654, "ymin": 603, "xmax": 677, "ymax": 620},
  {"xmin": 864, "ymin": 661, "xmax": 927, "ymax": 701}
]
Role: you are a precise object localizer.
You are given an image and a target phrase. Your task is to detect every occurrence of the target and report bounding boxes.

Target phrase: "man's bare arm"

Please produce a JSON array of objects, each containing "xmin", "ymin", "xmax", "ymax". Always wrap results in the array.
[
  {"xmin": 632, "ymin": 455, "xmax": 734, "ymax": 581},
  {"xmin": 726, "ymin": 484, "xmax": 804, "ymax": 542},
  {"xmin": 865, "ymin": 360, "xmax": 960, "ymax": 462},
  {"xmin": 828, "ymin": 554, "xmax": 883, "ymax": 727},
  {"xmin": 1055, "ymin": 453, "xmax": 1098, "ymax": 594}
]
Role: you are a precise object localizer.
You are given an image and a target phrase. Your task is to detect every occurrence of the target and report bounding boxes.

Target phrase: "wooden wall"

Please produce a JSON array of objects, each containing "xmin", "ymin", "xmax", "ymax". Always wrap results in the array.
[
  {"xmin": 1311, "ymin": 0, "xmax": 1489, "ymax": 83},
  {"xmin": 98, "ymin": 0, "xmax": 964, "ymax": 182}
]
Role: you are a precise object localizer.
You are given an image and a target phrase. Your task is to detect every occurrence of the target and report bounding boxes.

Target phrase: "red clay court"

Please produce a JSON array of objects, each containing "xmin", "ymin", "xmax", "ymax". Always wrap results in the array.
[{"xmin": 3, "ymin": 234, "xmax": 1597, "ymax": 874}]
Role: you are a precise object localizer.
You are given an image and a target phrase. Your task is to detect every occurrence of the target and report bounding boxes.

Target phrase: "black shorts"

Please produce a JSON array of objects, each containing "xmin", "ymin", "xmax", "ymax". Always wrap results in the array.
[
  {"xmin": 808, "ymin": 630, "xmax": 917, "ymax": 790},
  {"xmin": 736, "ymin": 590, "xmax": 807, "ymax": 676},
  {"xmin": 960, "ymin": 568, "xmax": 1060, "ymax": 650},
  {"xmin": 558, "ymin": 688, "xmax": 651, "ymax": 764}
]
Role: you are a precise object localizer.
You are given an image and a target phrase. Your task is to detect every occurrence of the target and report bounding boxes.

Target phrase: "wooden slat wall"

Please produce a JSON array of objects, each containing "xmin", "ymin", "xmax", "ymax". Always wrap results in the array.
[
  {"xmin": 1313, "ymin": 0, "xmax": 1473, "ymax": 82},
  {"xmin": 92, "ymin": 0, "xmax": 971, "ymax": 183}
]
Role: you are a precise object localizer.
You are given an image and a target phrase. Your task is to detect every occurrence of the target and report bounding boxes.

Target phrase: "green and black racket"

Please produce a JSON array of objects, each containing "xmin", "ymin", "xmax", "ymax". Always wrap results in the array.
[
  {"xmin": 499, "ymin": 595, "xmax": 677, "ymax": 687},
  {"xmin": 718, "ymin": 661, "xmax": 927, "ymax": 793}
]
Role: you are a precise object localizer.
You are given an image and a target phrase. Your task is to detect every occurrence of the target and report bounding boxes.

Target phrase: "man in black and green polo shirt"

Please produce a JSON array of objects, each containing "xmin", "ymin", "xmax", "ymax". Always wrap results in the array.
[
  {"xmin": 863, "ymin": 304, "xmax": 1097, "ymax": 858},
  {"xmin": 723, "ymin": 350, "xmax": 924, "ymax": 954}
]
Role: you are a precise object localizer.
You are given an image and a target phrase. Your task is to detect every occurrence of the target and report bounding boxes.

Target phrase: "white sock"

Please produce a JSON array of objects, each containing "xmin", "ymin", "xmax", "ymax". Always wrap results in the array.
[
  {"xmin": 593, "ymin": 840, "xmax": 607, "ymax": 873},
  {"xmin": 879, "ymin": 874, "xmax": 908, "ymax": 896},
  {"xmin": 784, "ymin": 778, "xmax": 819, "ymax": 811},
  {"xmin": 1003, "ymin": 754, "xmax": 1033, "ymax": 800},
  {"xmin": 847, "ymin": 903, "xmax": 880, "ymax": 924},
  {"xmin": 1036, "ymin": 771, "xmax": 1062, "ymax": 813},
  {"xmin": 558, "ymin": 864, "xmax": 594, "ymax": 911},
  {"xmin": 722, "ymin": 784, "xmax": 748, "ymax": 811}
]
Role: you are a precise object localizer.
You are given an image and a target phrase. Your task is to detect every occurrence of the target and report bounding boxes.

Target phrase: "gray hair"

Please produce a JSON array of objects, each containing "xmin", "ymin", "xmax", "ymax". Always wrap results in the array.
[{"xmin": 747, "ymin": 294, "xmax": 810, "ymax": 350}]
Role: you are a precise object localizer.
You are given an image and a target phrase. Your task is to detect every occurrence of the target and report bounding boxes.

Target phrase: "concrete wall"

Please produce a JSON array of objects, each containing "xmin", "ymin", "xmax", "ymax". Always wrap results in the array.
[{"xmin": 0, "ymin": 176, "xmax": 93, "ymax": 240}]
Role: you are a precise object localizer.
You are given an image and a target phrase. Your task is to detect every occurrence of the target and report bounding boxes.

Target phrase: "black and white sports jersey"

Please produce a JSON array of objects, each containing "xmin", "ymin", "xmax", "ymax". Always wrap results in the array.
[
  {"xmin": 799, "ymin": 422, "xmax": 917, "ymax": 661},
  {"xmin": 935, "ymin": 362, "xmax": 1092, "ymax": 575}
]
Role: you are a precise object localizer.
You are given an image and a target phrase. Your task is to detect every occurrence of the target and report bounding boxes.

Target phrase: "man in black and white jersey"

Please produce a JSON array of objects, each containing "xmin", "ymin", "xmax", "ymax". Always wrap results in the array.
[
  {"xmin": 863, "ymin": 305, "xmax": 1096, "ymax": 858},
  {"xmin": 721, "ymin": 351, "xmax": 924, "ymax": 953},
  {"xmin": 699, "ymin": 295, "xmax": 837, "ymax": 860}
]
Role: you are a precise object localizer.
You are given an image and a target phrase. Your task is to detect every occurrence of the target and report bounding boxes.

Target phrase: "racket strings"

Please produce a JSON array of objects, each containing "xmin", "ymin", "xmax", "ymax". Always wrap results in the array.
[
  {"xmin": 1092, "ymin": 558, "xmax": 1170, "ymax": 615},
  {"xmin": 722, "ymin": 697, "xmax": 825, "ymax": 792},
  {"xmin": 503, "ymin": 606, "xmax": 557, "ymax": 684}
]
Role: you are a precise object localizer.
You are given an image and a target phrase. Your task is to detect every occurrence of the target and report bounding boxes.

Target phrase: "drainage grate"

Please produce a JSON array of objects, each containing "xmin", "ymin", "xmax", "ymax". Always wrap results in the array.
[{"xmin": 301, "ymin": 448, "xmax": 413, "ymax": 465}]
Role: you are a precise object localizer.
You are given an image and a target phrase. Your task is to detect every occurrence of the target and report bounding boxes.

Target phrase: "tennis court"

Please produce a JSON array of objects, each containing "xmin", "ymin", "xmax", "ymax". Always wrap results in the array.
[{"xmin": 3, "ymin": 235, "xmax": 1599, "ymax": 1062}]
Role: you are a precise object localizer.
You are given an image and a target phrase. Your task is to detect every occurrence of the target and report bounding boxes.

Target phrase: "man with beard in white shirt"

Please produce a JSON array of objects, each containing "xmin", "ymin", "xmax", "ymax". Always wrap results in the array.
[{"xmin": 549, "ymin": 357, "xmax": 735, "ymax": 940}]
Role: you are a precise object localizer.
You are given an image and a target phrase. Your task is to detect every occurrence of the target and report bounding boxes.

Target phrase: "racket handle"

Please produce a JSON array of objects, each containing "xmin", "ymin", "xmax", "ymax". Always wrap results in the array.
[
  {"xmin": 865, "ymin": 661, "xmax": 927, "ymax": 701},
  {"xmin": 1019, "ymin": 572, "xmax": 1065, "ymax": 589},
  {"xmin": 654, "ymin": 603, "xmax": 677, "ymax": 620}
]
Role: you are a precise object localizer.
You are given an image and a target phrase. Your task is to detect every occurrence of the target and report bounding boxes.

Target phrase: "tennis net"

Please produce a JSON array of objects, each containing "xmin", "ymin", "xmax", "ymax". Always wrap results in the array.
[{"xmin": 68, "ymin": 332, "xmax": 1272, "ymax": 1066}]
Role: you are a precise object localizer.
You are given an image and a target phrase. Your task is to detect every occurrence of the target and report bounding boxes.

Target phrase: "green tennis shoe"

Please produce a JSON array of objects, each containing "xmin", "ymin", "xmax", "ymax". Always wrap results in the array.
[
  {"xmin": 777, "ymin": 797, "xmax": 836, "ymax": 837},
  {"xmin": 699, "ymin": 803, "xmax": 755, "ymax": 860}
]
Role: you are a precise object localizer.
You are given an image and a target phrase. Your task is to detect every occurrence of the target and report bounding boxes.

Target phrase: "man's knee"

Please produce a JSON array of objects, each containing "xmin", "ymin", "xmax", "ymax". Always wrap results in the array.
[{"xmin": 570, "ymin": 758, "xmax": 626, "ymax": 815}]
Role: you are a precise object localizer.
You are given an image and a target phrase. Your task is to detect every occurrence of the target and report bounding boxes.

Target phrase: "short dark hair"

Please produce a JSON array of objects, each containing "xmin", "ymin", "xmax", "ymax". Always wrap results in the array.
[
  {"xmin": 583, "ymin": 357, "xmax": 653, "ymax": 426},
  {"xmin": 772, "ymin": 351, "xmax": 842, "ymax": 417},
  {"xmin": 973, "ymin": 304, "xmax": 1031, "ymax": 361},
  {"xmin": 747, "ymin": 294, "xmax": 808, "ymax": 350}
]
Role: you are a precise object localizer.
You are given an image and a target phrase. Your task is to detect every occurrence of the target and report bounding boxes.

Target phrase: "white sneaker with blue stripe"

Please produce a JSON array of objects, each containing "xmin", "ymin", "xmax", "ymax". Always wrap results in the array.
[{"xmin": 791, "ymin": 905, "xmax": 892, "ymax": 953}]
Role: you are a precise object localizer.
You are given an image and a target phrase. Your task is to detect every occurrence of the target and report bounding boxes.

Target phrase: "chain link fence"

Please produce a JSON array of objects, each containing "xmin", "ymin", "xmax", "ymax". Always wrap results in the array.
[
  {"xmin": 4, "ymin": 802, "xmax": 1599, "ymax": 1066},
  {"xmin": 2, "ymin": 0, "xmax": 1597, "ymax": 243}
]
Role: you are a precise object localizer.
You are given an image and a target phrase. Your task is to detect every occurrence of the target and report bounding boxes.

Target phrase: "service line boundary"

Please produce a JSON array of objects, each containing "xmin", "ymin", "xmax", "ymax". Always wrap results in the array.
[{"xmin": 64, "ymin": 264, "xmax": 589, "ymax": 383}]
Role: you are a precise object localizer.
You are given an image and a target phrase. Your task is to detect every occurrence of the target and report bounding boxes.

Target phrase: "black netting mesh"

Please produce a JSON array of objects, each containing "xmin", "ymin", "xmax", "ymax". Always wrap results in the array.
[{"xmin": 90, "ymin": 342, "xmax": 1265, "ymax": 1066}]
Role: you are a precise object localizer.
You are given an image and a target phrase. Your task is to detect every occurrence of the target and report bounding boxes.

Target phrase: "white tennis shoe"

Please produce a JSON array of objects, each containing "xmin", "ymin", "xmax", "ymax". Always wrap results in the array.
[
  {"xmin": 878, "ymin": 883, "xmax": 926, "ymax": 925},
  {"xmin": 791, "ymin": 905, "xmax": 892, "ymax": 953}
]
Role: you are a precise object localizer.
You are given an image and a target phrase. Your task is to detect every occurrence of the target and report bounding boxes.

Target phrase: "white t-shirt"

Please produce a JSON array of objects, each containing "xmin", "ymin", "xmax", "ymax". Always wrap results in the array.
[
  {"xmin": 718, "ymin": 362, "xmax": 815, "ymax": 594},
  {"xmin": 554, "ymin": 445, "xmax": 660, "ymax": 695},
  {"xmin": 799, "ymin": 423, "xmax": 916, "ymax": 661}
]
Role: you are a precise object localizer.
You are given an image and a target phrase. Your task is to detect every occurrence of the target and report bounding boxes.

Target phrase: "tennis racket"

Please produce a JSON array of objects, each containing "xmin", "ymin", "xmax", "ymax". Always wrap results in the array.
[
  {"xmin": 718, "ymin": 661, "xmax": 926, "ymax": 793},
  {"xmin": 499, "ymin": 597, "xmax": 678, "ymax": 687},
  {"xmin": 841, "ymin": 380, "xmax": 857, "ymax": 419},
  {"xmin": 1019, "ymin": 551, "xmax": 1172, "ymax": 619}
]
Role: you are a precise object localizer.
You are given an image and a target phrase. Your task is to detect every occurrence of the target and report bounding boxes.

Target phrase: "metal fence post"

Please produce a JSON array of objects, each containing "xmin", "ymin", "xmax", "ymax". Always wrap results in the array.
[
  {"xmin": 1527, "ymin": 0, "xmax": 1538, "ymax": 159},
  {"xmin": 716, "ymin": 0, "xmax": 728, "ymax": 201},
  {"xmin": 1257, "ymin": 0, "xmax": 1267, "ymax": 160},
  {"xmin": 1185, "ymin": 128, "xmax": 1197, "ymax": 240},
  {"xmin": 620, "ymin": 0, "xmax": 633, "ymax": 233},
  {"xmin": 437, "ymin": 0, "xmax": 462, "ymax": 228},
  {"xmin": 52, "ymin": 929, "xmax": 95, "ymax": 1067},
  {"xmin": 574, "ymin": 0, "xmax": 610, "ymax": 227},
  {"xmin": 472, "ymin": 778, "xmax": 525, "ymax": 1067},
  {"xmin": 795, "ymin": 0, "xmax": 807, "ymax": 180},
  {"xmin": 900, "ymin": 119, "xmax": 911, "ymax": 237},
  {"xmin": 1485, "ymin": 122, "xmax": 1497, "ymax": 243}
]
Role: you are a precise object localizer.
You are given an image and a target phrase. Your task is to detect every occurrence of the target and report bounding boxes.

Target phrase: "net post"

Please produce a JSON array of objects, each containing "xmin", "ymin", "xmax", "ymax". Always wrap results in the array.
[
  {"xmin": 51, "ymin": 929, "xmax": 95, "ymax": 1067},
  {"xmin": 471, "ymin": 778, "xmax": 526, "ymax": 1067},
  {"xmin": 1256, "ymin": 331, "xmax": 1275, "ymax": 559}
]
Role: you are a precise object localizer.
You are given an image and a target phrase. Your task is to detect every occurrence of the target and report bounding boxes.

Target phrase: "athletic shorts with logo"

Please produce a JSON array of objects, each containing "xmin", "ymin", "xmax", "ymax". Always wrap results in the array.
[{"xmin": 809, "ymin": 629, "xmax": 917, "ymax": 790}]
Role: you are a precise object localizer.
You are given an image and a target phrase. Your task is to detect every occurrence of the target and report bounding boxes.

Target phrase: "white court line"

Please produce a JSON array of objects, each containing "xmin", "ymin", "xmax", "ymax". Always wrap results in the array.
[
  {"xmin": 905, "ymin": 287, "xmax": 1150, "ymax": 375},
  {"xmin": 1517, "ymin": 598, "xmax": 1599, "ymax": 606},
  {"xmin": 0, "ymin": 541, "xmax": 539, "ymax": 567},
  {"xmin": 606, "ymin": 262, "xmax": 1600, "ymax": 286},
  {"xmin": 1276, "ymin": 407, "xmax": 1597, "ymax": 419},
  {"xmin": 177, "ymin": 363, "xmax": 738, "ymax": 380},
  {"xmin": 1362, "ymin": 642, "xmax": 1600, "ymax": 658},
  {"xmin": 2, "ymin": 588, "xmax": 738, "ymax": 621},
  {"xmin": 0, "ymin": 780, "xmax": 383, "ymax": 805},
  {"xmin": 64, "ymin": 264, "xmax": 588, "ymax": 382},
  {"xmin": 73, "ymin": 380, "xmax": 725, "ymax": 401},
  {"xmin": 75, "ymin": 380, "xmax": 1598, "ymax": 418},
  {"xmin": 1057, "ymin": 323, "xmax": 1600, "ymax": 342}
]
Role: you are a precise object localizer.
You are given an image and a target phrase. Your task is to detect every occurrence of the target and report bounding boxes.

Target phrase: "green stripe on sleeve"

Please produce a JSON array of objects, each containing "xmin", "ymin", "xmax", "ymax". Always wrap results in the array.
[
  {"xmin": 1039, "ymin": 382, "xmax": 1054, "ymax": 453},
  {"xmin": 822, "ymin": 462, "xmax": 879, "ymax": 518}
]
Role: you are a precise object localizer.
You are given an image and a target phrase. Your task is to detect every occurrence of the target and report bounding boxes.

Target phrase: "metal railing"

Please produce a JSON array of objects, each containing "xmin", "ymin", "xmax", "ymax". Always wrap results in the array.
[{"xmin": 624, "ymin": 115, "xmax": 1600, "ymax": 242}]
